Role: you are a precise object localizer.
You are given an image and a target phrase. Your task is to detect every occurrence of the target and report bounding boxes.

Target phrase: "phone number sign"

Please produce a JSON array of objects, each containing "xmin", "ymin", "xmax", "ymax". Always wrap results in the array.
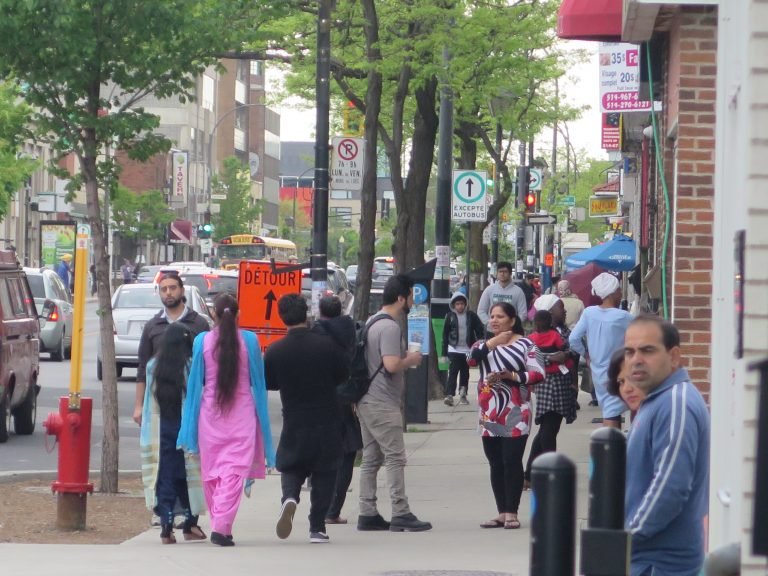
[{"xmin": 599, "ymin": 43, "xmax": 652, "ymax": 113}]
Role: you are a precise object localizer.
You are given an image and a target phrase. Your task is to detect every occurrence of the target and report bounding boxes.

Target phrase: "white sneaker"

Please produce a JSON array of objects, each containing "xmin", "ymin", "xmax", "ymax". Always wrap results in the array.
[
  {"xmin": 276, "ymin": 498, "xmax": 297, "ymax": 540},
  {"xmin": 443, "ymin": 396, "xmax": 454, "ymax": 406},
  {"xmin": 459, "ymin": 396, "xmax": 469, "ymax": 405},
  {"xmin": 310, "ymin": 531, "xmax": 330, "ymax": 543}
]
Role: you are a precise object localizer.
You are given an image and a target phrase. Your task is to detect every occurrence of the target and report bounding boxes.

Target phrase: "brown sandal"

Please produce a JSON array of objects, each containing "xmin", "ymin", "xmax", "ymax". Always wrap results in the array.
[
  {"xmin": 161, "ymin": 532, "xmax": 177, "ymax": 544},
  {"xmin": 504, "ymin": 518, "xmax": 521, "ymax": 529},
  {"xmin": 480, "ymin": 519, "xmax": 505, "ymax": 528},
  {"xmin": 183, "ymin": 525, "xmax": 207, "ymax": 541}
]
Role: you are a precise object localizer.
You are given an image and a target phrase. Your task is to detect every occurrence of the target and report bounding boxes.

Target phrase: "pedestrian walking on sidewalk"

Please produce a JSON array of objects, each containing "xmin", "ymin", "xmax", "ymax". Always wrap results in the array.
[
  {"xmin": 178, "ymin": 293, "xmax": 275, "ymax": 547},
  {"xmin": 357, "ymin": 274, "xmax": 432, "ymax": 533},
  {"xmin": 469, "ymin": 302, "xmax": 544, "ymax": 530},
  {"xmin": 310, "ymin": 295, "xmax": 360, "ymax": 526},
  {"xmin": 523, "ymin": 297, "xmax": 577, "ymax": 487},
  {"xmin": 264, "ymin": 294, "xmax": 349, "ymax": 544},
  {"xmin": 569, "ymin": 273, "xmax": 632, "ymax": 428},
  {"xmin": 622, "ymin": 316, "xmax": 710, "ymax": 576},
  {"xmin": 140, "ymin": 323, "xmax": 206, "ymax": 545},
  {"xmin": 605, "ymin": 348, "xmax": 646, "ymax": 413},
  {"xmin": 441, "ymin": 292, "xmax": 484, "ymax": 406}
]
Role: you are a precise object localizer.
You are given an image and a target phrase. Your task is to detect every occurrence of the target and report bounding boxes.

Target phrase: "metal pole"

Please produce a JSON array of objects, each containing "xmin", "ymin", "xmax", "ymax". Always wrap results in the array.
[
  {"xmin": 432, "ymin": 44, "xmax": 452, "ymax": 312},
  {"xmin": 311, "ymin": 0, "xmax": 332, "ymax": 317},
  {"xmin": 516, "ymin": 141, "xmax": 526, "ymax": 280},
  {"xmin": 530, "ymin": 452, "xmax": 576, "ymax": 576},
  {"xmin": 491, "ymin": 121, "xmax": 501, "ymax": 270}
]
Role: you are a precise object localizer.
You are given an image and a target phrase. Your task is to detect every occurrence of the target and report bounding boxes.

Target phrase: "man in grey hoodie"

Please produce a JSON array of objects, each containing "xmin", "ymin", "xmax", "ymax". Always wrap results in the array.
[{"xmin": 477, "ymin": 261, "xmax": 528, "ymax": 330}]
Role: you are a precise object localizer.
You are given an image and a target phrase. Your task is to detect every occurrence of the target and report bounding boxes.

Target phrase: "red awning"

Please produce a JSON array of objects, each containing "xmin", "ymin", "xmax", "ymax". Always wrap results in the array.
[
  {"xmin": 557, "ymin": 0, "xmax": 623, "ymax": 41},
  {"xmin": 169, "ymin": 219, "xmax": 193, "ymax": 244},
  {"xmin": 593, "ymin": 178, "xmax": 621, "ymax": 193}
]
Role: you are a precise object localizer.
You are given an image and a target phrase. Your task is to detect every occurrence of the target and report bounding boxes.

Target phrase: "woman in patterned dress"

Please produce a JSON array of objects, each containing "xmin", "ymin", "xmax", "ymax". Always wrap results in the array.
[{"xmin": 469, "ymin": 302, "xmax": 545, "ymax": 530}]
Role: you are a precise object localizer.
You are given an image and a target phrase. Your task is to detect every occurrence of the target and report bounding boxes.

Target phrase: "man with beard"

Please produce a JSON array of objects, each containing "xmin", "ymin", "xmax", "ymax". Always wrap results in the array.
[
  {"xmin": 356, "ymin": 274, "xmax": 432, "ymax": 533},
  {"xmin": 133, "ymin": 272, "xmax": 210, "ymax": 426}
]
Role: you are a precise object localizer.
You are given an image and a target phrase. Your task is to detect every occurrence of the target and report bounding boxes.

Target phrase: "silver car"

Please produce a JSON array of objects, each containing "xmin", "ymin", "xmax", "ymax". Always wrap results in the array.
[
  {"xmin": 24, "ymin": 267, "xmax": 74, "ymax": 361},
  {"xmin": 96, "ymin": 283, "xmax": 212, "ymax": 380}
]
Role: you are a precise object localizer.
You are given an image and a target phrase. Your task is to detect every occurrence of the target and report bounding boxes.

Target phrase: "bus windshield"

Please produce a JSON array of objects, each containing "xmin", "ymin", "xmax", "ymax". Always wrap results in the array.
[{"xmin": 217, "ymin": 243, "xmax": 268, "ymax": 263}]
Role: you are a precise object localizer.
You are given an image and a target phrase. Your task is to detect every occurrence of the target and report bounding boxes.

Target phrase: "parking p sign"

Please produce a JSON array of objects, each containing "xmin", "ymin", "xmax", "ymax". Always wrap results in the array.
[{"xmin": 452, "ymin": 170, "xmax": 488, "ymax": 222}]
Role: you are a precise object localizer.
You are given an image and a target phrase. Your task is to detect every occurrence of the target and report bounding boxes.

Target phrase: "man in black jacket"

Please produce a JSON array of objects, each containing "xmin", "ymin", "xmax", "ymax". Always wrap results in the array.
[
  {"xmin": 265, "ymin": 294, "xmax": 349, "ymax": 544},
  {"xmin": 441, "ymin": 292, "xmax": 484, "ymax": 406},
  {"xmin": 132, "ymin": 272, "xmax": 210, "ymax": 426}
]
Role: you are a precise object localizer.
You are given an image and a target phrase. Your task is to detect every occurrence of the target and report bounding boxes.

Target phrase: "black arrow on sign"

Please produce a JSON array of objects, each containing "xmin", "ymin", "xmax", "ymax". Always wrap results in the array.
[
  {"xmin": 465, "ymin": 178, "xmax": 474, "ymax": 198},
  {"xmin": 264, "ymin": 290, "xmax": 278, "ymax": 320}
]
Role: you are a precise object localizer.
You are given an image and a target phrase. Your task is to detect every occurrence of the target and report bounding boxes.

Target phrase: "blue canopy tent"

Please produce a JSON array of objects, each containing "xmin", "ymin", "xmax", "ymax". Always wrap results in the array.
[{"xmin": 565, "ymin": 234, "xmax": 637, "ymax": 272}]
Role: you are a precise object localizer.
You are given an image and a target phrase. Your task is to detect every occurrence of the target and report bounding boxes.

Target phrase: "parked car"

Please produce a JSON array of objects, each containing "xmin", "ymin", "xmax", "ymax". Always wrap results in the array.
[
  {"xmin": 371, "ymin": 260, "xmax": 394, "ymax": 290},
  {"xmin": 134, "ymin": 264, "xmax": 165, "ymax": 284},
  {"xmin": 0, "ymin": 251, "xmax": 41, "ymax": 443},
  {"xmin": 345, "ymin": 264, "xmax": 358, "ymax": 290},
  {"xmin": 300, "ymin": 267, "xmax": 354, "ymax": 316},
  {"xmin": 24, "ymin": 267, "xmax": 74, "ymax": 361},
  {"xmin": 96, "ymin": 283, "xmax": 212, "ymax": 380},
  {"xmin": 179, "ymin": 269, "xmax": 238, "ymax": 313}
]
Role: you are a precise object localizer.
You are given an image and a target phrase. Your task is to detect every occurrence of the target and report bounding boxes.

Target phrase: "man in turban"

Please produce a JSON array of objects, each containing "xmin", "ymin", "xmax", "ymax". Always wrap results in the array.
[{"xmin": 568, "ymin": 273, "xmax": 632, "ymax": 428}]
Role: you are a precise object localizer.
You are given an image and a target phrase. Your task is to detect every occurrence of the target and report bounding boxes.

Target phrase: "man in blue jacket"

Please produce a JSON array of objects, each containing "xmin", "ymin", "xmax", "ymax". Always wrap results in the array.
[{"xmin": 623, "ymin": 315, "xmax": 710, "ymax": 576}]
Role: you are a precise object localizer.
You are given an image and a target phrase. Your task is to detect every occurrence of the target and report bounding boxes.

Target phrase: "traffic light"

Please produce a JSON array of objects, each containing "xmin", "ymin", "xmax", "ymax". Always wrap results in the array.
[
  {"xmin": 198, "ymin": 223, "xmax": 213, "ymax": 239},
  {"xmin": 516, "ymin": 166, "xmax": 530, "ymax": 208},
  {"xmin": 525, "ymin": 192, "xmax": 537, "ymax": 213}
]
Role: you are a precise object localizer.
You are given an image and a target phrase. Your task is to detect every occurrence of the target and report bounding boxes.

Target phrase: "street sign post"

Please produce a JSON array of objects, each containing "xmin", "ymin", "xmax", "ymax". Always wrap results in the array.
[
  {"xmin": 237, "ymin": 261, "xmax": 301, "ymax": 352},
  {"xmin": 331, "ymin": 136, "xmax": 365, "ymax": 191},
  {"xmin": 558, "ymin": 195, "xmax": 576, "ymax": 207},
  {"xmin": 526, "ymin": 214, "xmax": 558, "ymax": 225},
  {"xmin": 529, "ymin": 168, "xmax": 543, "ymax": 191},
  {"xmin": 452, "ymin": 170, "xmax": 488, "ymax": 222}
]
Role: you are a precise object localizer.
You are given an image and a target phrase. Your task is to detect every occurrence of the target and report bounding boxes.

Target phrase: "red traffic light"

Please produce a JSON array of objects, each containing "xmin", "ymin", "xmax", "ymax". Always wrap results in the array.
[{"xmin": 525, "ymin": 193, "xmax": 536, "ymax": 208}]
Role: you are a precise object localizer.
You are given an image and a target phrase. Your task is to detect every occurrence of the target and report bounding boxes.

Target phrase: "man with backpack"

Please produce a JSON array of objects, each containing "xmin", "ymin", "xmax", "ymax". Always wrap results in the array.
[{"xmin": 356, "ymin": 274, "xmax": 432, "ymax": 533}]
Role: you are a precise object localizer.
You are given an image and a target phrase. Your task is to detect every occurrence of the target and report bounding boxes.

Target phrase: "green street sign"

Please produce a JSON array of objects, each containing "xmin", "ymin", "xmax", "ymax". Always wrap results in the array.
[{"xmin": 558, "ymin": 195, "xmax": 576, "ymax": 207}]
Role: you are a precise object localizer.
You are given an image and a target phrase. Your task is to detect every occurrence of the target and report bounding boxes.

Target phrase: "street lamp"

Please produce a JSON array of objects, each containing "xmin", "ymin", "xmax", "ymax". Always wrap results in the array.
[{"xmin": 337, "ymin": 234, "xmax": 345, "ymax": 267}]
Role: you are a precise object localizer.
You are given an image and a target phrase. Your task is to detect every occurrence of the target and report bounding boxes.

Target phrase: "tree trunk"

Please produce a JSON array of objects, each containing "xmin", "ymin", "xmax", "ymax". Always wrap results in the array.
[
  {"xmin": 391, "ymin": 79, "xmax": 438, "ymax": 273},
  {"xmin": 352, "ymin": 0, "xmax": 382, "ymax": 321},
  {"xmin": 82, "ymin": 150, "xmax": 120, "ymax": 493}
]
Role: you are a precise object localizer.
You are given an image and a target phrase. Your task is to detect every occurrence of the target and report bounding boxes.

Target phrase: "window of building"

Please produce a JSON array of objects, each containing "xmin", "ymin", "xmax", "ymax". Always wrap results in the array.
[
  {"xmin": 202, "ymin": 75, "xmax": 215, "ymax": 111},
  {"xmin": 330, "ymin": 207, "xmax": 352, "ymax": 227},
  {"xmin": 250, "ymin": 60, "xmax": 264, "ymax": 77}
]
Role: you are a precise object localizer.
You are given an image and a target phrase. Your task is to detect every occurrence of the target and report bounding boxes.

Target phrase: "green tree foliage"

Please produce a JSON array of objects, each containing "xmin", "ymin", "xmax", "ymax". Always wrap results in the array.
[
  {"xmin": 0, "ymin": 82, "xmax": 36, "ymax": 216},
  {"xmin": 111, "ymin": 186, "xmax": 174, "ymax": 242},
  {"xmin": 0, "ymin": 0, "xmax": 278, "ymax": 492},
  {"xmin": 211, "ymin": 156, "xmax": 261, "ymax": 240}
]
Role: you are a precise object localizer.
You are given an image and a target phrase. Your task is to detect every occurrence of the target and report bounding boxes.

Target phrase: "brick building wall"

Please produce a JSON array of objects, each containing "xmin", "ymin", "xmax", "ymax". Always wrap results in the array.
[
  {"xmin": 663, "ymin": 7, "xmax": 718, "ymax": 400},
  {"xmin": 116, "ymin": 151, "xmax": 168, "ymax": 193}
]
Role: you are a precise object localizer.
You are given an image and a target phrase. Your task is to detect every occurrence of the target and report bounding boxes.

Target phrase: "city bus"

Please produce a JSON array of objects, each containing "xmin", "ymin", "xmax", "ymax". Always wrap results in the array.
[{"xmin": 216, "ymin": 234, "xmax": 297, "ymax": 270}]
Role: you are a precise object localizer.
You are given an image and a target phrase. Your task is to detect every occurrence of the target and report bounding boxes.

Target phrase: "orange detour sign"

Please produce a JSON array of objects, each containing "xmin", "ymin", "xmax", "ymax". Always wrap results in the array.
[{"xmin": 238, "ymin": 261, "xmax": 301, "ymax": 351}]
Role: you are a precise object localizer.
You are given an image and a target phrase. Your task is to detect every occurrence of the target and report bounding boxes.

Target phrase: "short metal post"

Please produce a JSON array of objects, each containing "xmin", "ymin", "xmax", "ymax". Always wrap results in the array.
[
  {"xmin": 530, "ymin": 452, "xmax": 576, "ymax": 576},
  {"xmin": 581, "ymin": 427, "xmax": 631, "ymax": 576}
]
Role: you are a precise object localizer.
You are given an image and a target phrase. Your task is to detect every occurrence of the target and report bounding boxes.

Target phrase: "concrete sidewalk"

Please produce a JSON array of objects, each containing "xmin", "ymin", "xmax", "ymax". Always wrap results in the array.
[{"xmin": 4, "ymin": 388, "xmax": 602, "ymax": 576}]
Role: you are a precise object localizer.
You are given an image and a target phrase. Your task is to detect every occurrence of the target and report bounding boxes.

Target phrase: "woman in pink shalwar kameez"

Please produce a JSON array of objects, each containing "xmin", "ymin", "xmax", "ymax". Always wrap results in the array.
[{"xmin": 178, "ymin": 293, "xmax": 275, "ymax": 547}]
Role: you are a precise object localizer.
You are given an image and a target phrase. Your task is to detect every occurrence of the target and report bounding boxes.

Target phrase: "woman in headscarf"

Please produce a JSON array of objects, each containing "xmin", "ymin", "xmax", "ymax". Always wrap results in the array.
[{"xmin": 523, "ymin": 295, "xmax": 579, "ymax": 488}]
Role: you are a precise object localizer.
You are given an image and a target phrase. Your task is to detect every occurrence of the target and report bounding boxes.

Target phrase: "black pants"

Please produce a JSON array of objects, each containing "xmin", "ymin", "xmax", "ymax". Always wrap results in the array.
[
  {"xmin": 325, "ymin": 451, "xmax": 356, "ymax": 520},
  {"xmin": 281, "ymin": 468, "xmax": 337, "ymax": 533},
  {"xmin": 445, "ymin": 352, "xmax": 470, "ymax": 396},
  {"xmin": 482, "ymin": 435, "xmax": 528, "ymax": 514},
  {"xmin": 524, "ymin": 411, "xmax": 564, "ymax": 481}
]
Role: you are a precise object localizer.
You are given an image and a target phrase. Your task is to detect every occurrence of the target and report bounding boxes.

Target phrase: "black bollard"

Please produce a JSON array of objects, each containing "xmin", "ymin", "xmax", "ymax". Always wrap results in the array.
[
  {"xmin": 589, "ymin": 427, "xmax": 626, "ymax": 529},
  {"xmin": 581, "ymin": 427, "xmax": 631, "ymax": 576},
  {"xmin": 530, "ymin": 452, "xmax": 576, "ymax": 576}
]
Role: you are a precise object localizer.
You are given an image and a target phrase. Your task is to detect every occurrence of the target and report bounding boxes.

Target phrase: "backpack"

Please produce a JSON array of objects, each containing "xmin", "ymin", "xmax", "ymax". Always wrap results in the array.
[{"xmin": 336, "ymin": 313, "xmax": 393, "ymax": 405}]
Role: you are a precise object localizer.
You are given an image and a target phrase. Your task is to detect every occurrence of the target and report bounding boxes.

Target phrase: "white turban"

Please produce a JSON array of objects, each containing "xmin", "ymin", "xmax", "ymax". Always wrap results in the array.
[
  {"xmin": 533, "ymin": 294, "xmax": 560, "ymax": 312},
  {"xmin": 591, "ymin": 273, "xmax": 620, "ymax": 299}
]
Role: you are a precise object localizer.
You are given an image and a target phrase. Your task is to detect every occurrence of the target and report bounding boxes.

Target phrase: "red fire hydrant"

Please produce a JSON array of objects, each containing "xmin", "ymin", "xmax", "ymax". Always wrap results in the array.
[{"xmin": 43, "ymin": 396, "xmax": 94, "ymax": 530}]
